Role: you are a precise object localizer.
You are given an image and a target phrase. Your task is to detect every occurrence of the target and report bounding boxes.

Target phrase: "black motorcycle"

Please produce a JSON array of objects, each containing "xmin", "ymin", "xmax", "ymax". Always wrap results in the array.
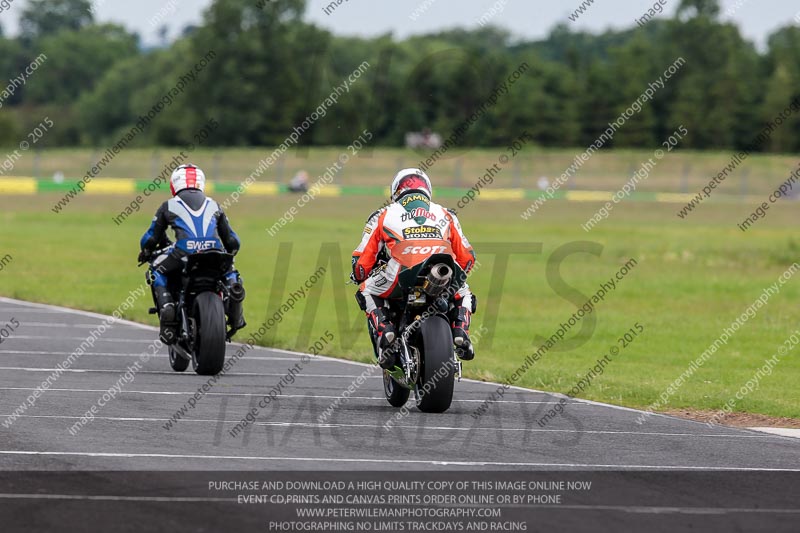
[
  {"xmin": 375, "ymin": 253, "xmax": 466, "ymax": 413},
  {"xmin": 143, "ymin": 248, "xmax": 243, "ymax": 376}
]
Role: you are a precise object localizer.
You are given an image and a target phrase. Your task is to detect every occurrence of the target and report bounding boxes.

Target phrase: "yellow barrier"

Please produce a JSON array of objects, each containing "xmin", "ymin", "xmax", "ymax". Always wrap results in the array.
[
  {"xmin": 655, "ymin": 193, "xmax": 698, "ymax": 203},
  {"xmin": 480, "ymin": 188, "xmax": 525, "ymax": 200},
  {"xmin": 314, "ymin": 185, "xmax": 341, "ymax": 197},
  {"xmin": 85, "ymin": 179, "xmax": 136, "ymax": 194},
  {"xmin": 566, "ymin": 191, "xmax": 614, "ymax": 202},
  {"xmin": 0, "ymin": 177, "xmax": 37, "ymax": 194},
  {"xmin": 247, "ymin": 182, "xmax": 280, "ymax": 195}
]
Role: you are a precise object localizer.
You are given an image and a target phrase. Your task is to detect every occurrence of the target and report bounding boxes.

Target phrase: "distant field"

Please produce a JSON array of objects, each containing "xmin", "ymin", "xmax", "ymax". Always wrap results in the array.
[
  {"xmin": 0, "ymin": 190, "xmax": 798, "ymax": 419},
  {"xmin": 6, "ymin": 146, "xmax": 800, "ymax": 196}
]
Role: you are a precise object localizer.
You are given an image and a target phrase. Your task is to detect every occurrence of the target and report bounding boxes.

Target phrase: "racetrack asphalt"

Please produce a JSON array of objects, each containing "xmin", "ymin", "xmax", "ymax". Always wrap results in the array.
[{"xmin": 0, "ymin": 296, "xmax": 798, "ymax": 532}]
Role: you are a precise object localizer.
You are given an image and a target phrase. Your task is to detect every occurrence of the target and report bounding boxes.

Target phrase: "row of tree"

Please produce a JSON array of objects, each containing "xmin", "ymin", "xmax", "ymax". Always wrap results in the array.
[{"xmin": 0, "ymin": 0, "xmax": 798, "ymax": 152}]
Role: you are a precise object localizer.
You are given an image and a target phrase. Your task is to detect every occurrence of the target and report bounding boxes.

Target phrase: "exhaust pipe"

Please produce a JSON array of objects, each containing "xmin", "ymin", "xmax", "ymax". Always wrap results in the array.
[
  {"xmin": 229, "ymin": 282, "xmax": 245, "ymax": 302},
  {"xmin": 423, "ymin": 264, "xmax": 453, "ymax": 297},
  {"xmin": 227, "ymin": 282, "xmax": 246, "ymax": 331}
]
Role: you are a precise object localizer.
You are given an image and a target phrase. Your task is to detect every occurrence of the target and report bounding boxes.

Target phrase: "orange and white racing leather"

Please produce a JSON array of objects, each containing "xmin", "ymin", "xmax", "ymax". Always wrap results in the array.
[{"xmin": 352, "ymin": 196, "xmax": 476, "ymax": 305}]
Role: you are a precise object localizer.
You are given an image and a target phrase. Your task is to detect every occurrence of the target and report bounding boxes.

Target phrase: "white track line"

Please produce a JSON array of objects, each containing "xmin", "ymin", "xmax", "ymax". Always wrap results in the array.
[
  {"xmin": 0, "ymin": 366, "xmax": 382, "ymax": 379},
  {"xmin": 0, "ymin": 494, "xmax": 233, "ymax": 502},
  {"xmin": 10, "ymin": 336, "xmax": 160, "ymax": 344},
  {"xmin": 0, "ymin": 308, "xmax": 66, "ymax": 313},
  {"xmin": 0, "ymin": 298, "xmax": 155, "ymax": 331},
  {"xmin": 0, "ymin": 350, "xmax": 306, "ymax": 362},
  {"xmin": 3, "ymin": 413, "xmax": 779, "ymax": 439},
  {"xmin": 1, "ymin": 450, "xmax": 799, "ymax": 471},
  {"xmin": 0, "ymin": 386, "xmax": 566, "ymax": 405},
  {"xmin": 747, "ymin": 427, "xmax": 800, "ymax": 439},
  {"xmin": 0, "ymin": 297, "xmax": 788, "ymax": 432},
  {"xmin": 0, "ymin": 297, "xmax": 796, "ymax": 472},
  {"xmin": 18, "ymin": 322, "xmax": 128, "ymax": 329}
]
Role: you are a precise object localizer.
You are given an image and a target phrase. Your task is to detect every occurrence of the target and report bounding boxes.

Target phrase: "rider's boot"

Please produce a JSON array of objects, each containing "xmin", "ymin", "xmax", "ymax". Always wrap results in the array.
[
  {"xmin": 154, "ymin": 288, "xmax": 178, "ymax": 345},
  {"xmin": 368, "ymin": 307, "xmax": 397, "ymax": 370},
  {"xmin": 452, "ymin": 304, "xmax": 474, "ymax": 360}
]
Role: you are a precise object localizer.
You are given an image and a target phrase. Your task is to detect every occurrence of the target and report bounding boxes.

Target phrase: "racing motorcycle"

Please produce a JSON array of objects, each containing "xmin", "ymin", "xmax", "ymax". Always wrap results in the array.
[
  {"xmin": 141, "ymin": 247, "xmax": 244, "ymax": 376},
  {"xmin": 363, "ymin": 251, "xmax": 467, "ymax": 413}
]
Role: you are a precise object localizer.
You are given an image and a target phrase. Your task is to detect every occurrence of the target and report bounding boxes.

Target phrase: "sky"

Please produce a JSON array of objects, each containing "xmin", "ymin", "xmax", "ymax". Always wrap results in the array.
[{"xmin": 0, "ymin": 0, "xmax": 798, "ymax": 49}]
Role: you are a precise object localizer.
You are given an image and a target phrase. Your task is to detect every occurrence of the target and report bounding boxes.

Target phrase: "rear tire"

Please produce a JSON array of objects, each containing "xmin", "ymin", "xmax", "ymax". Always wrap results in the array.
[
  {"xmin": 383, "ymin": 371, "xmax": 410, "ymax": 407},
  {"xmin": 168, "ymin": 345, "xmax": 190, "ymax": 372},
  {"xmin": 192, "ymin": 292, "xmax": 226, "ymax": 376},
  {"xmin": 416, "ymin": 316, "xmax": 455, "ymax": 413}
]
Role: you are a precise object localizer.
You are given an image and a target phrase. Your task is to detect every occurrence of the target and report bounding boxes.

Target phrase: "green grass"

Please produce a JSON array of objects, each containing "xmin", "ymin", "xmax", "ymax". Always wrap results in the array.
[{"xmin": 1, "ymin": 186, "xmax": 798, "ymax": 419}]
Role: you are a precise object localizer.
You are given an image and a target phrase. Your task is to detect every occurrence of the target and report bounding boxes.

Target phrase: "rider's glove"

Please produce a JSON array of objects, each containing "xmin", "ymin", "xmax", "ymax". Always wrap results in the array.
[{"xmin": 137, "ymin": 249, "xmax": 151, "ymax": 264}]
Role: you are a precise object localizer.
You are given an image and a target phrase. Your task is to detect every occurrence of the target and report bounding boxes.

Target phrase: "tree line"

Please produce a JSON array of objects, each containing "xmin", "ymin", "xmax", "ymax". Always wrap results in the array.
[{"xmin": 0, "ymin": 0, "xmax": 798, "ymax": 153}]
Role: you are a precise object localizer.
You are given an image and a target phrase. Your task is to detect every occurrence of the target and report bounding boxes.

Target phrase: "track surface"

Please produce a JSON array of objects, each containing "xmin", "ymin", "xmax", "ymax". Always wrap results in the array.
[{"xmin": 1, "ymin": 297, "xmax": 798, "ymax": 531}]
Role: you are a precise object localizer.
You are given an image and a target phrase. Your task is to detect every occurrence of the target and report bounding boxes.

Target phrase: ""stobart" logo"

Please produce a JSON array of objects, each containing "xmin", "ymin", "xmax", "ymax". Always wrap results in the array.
[{"xmin": 402, "ymin": 225, "xmax": 442, "ymax": 239}]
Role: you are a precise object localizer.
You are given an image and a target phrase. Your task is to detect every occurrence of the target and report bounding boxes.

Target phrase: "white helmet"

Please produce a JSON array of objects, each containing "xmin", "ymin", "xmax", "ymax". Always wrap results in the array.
[
  {"xmin": 391, "ymin": 168, "xmax": 432, "ymax": 201},
  {"xmin": 170, "ymin": 164, "xmax": 206, "ymax": 195}
]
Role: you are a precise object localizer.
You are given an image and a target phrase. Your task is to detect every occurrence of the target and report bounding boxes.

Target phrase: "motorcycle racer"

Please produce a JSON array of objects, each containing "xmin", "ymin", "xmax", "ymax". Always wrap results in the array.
[
  {"xmin": 139, "ymin": 164, "xmax": 246, "ymax": 344},
  {"xmin": 352, "ymin": 168, "xmax": 477, "ymax": 369}
]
